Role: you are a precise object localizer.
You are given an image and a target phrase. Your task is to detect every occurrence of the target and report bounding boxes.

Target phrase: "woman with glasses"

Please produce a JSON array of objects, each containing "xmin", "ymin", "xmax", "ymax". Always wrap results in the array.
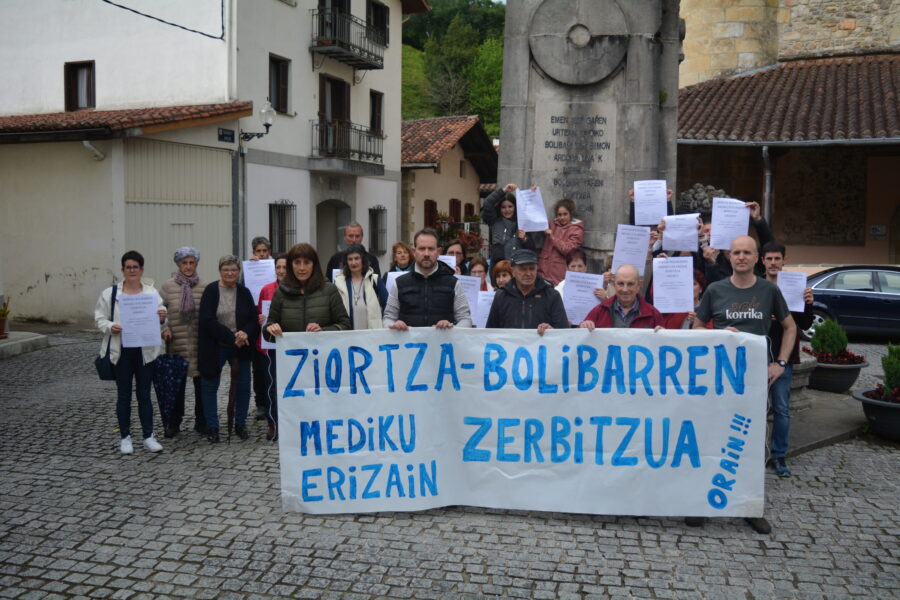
[
  {"xmin": 468, "ymin": 257, "xmax": 493, "ymax": 292},
  {"xmin": 94, "ymin": 250, "xmax": 168, "ymax": 455},
  {"xmin": 159, "ymin": 246, "xmax": 207, "ymax": 438},
  {"xmin": 538, "ymin": 198, "xmax": 584, "ymax": 286},
  {"xmin": 197, "ymin": 256, "xmax": 259, "ymax": 443}
]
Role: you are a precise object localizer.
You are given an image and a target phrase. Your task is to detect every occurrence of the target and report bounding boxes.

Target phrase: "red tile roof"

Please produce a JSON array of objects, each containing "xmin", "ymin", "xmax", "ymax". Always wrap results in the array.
[
  {"xmin": 402, "ymin": 115, "xmax": 483, "ymax": 164},
  {"xmin": 678, "ymin": 54, "xmax": 900, "ymax": 143},
  {"xmin": 0, "ymin": 102, "xmax": 253, "ymax": 135}
]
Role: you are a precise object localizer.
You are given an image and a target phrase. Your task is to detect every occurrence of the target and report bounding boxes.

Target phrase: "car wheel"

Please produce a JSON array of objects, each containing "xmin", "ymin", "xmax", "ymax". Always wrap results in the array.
[{"xmin": 800, "ymin": 310, "xmax": 829, "ymax": 341}]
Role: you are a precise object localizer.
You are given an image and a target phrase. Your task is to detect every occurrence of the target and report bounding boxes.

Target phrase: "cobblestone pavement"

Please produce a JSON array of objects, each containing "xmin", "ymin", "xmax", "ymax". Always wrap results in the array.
[{"xmin": 1, "ymin": 333, "xmax": 898, "ymax": 600}]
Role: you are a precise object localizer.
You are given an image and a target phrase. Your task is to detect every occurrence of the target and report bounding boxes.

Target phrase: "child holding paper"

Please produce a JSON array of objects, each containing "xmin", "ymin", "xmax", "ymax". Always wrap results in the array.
[{"xmin": 538, "ymin": 198, "xmax": 584, "ymax": 285}]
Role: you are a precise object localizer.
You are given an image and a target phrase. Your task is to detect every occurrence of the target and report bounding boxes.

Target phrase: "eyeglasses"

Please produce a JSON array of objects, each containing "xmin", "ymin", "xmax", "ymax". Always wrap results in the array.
[
  {"xmin": 123, "ymin": 265, "xmax": 142, "ymax": 271},
  {"xmin": 220, "ymin": 268, "xmax": 240, "ymax": 274}
]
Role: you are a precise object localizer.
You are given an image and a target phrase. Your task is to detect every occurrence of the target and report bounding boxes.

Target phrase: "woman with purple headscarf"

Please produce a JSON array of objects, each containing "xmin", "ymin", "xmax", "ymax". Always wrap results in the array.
[{"xmin": 159, "ymin": 247, "xmax": 208, "ymax": 438}]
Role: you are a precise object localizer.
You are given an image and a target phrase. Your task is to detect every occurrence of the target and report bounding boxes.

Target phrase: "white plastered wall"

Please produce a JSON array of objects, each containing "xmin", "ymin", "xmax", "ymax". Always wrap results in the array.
[
  {"xmin": 0, "ymin": 140, "xmax": 125, "ymax": 323},
  {"xmin": 0, "ymin": 0, "xmax": 230, "ymax": 115}
]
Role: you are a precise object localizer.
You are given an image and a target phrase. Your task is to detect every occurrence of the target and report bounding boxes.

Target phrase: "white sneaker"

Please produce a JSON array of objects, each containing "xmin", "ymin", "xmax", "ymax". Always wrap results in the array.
[
  {"xmin": 120, "ymin": 436, "xmax": 134, "ymax": 455},
  {"xmin": 143, "ymin": 434, "xmax": 163, "ymax": 453}
]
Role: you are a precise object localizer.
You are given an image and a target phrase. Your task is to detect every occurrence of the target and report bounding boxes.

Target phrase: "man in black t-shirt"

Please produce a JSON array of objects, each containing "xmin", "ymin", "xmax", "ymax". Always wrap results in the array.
[{"xmin": 691, "ymin": 235, "xmax": 797, "ymax": 535}]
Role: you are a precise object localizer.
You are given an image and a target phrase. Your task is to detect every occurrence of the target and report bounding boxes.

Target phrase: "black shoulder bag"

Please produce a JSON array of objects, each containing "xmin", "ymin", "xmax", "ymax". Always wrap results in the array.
[{"xmin": 94, "ymin": 285, "xmax": 118, "ymax": 381}]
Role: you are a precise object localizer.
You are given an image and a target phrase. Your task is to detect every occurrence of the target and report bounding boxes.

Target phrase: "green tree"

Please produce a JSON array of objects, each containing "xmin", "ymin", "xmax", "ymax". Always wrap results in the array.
[
  {"xmin": 423, "ymin": 14, "xmax": 480, "ymax": 115},
  {"xmin": 466, "ymin": 37, "xmax": 503, "ymax": 136},
  {"xmin": 403, "ymin": 0, "xmax": 505, "ymax": 51},
  {"xmin": 402, "ymin": 45, "xmax": 432, "ymax": 120}
]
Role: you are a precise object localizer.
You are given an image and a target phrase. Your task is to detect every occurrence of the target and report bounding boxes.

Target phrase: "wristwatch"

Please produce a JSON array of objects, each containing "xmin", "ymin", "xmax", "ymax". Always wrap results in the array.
[{"xmin": 775, "ymin": 359, "xmax": 787, "ymax": 367}]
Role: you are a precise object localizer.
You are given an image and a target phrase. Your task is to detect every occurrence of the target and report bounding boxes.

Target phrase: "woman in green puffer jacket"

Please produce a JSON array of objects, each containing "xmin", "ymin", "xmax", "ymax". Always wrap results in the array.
[
  {"xmin": 263, "ymin": 243, "xmax": 349, "ymax": 435},
  {"xmin": 265, "ymin": 242, "xmax": 350, "ymax": 339}
]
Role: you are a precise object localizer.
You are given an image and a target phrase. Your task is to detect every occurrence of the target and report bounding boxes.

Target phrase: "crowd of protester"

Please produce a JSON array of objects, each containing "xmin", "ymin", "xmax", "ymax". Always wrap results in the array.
[{"xmin": 95, "ymin": 185, "xmax": 810, "ymax": 535}]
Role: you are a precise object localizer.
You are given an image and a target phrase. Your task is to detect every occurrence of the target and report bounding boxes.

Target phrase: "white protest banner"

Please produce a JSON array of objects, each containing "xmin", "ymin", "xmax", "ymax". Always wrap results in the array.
[
  {"xmin": 261, "ymin": 300, "xmax": 276, "ymax": 350},
  {"xmin": 243, "ymin": 259, "xmax": 276, "ymax": 305},
  {"xmin": 385, "ymin": 271, "xmax": 404, "ymax": 295},
  {"xmin": 633, "ymin": 180, "xmax": 668, "ymax": 225},
  {"xmin": 473, "ymin": 290, "xmax": 495, "ymax": 329},
  {"xmin": 652, "ymin": 257, "xmax": 695, "ymax": 314},
  {"xmin": 455, "ymin": 274, "xmax": 480, "ymax": 316},
  {"xmin": 710, "ymin": 198, "xmax": 749, "ymax": 250},
  {"xmin": 515, "ymin": 187, "xmax": 550, "ymax": 233},
  {"xmin": 562, "ymin": 271, "xmax": 605, "ymax": 324},
  {"xmin": 611, "ymin": 224, "xmax": 651, "ymax": 276},
  {"xmin": 438, "ymin": 255, "xmax": 457, "ymax": 270},
  {"xmin": 276, "ymin": 328, "xmax": 767, "ymax": 517},
  {"xmin": 662, "ymin": 213, "xmax": 701, "ymax": 253},
  {"xmin": 119, "ymin": 293, "xmax": 162, "ymax": 348},
  {"xmin": 777, "ymin": 271, "xmax": 807, "ymax": 312}
]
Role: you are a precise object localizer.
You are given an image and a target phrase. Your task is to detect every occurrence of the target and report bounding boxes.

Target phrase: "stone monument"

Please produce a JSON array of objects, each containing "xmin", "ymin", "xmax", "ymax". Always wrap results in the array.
[{"xmin": 499, "ymin": 0, "xmax": 682, "ymax": 267}]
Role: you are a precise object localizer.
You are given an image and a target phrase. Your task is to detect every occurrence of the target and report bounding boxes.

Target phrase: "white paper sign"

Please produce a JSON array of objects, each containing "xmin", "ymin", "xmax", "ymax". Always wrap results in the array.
[
  {"xmin": 438, "ymin": 255, "xmax": 457, "ymax": 270},
  {"xmin": 385, "ymin": 271, "xmax": 404, "ymax": 295},
  {"xmin": 260, "ymin": 300, "xmax": 276, "ymax": 350},
  {"xmin": 243, "ymin": 259, "xmax": 276, "ymax": 304},
  {"xmin": 652, "ymin": 257, "xmax": 695, "ymax": 314},
  {"xmin": 119, "ymin": 293, "xmax": 162, "ymax": 348},
  {"xmin": 611, "ymin": 224, "xmax": 651, "ymax": 276},
  {"xmin": 777, "ymin": 271, "xmax": 807, "ymax": 313},
  {"xmin": 633, "ymin": 180, "xmax": 668, "ymax": 225},
  {"xmin": 275, "ymin": 328, "xmax": 767, "ymax": 517},
  {"xmin": 710, "ymin": 198, "xmax": 749, "ymax": 250},
  {"xmin": 515, "ymin": 187, "xmax": 550, "ymax": 232},
  {"xmin": 562, "ymin": 271, "xmax": 605, "ymax": 324},
  {"xmin": 331, "ymin": 269, "xmax": 341, "ymax": 283},
  {"xmin": 473, "ymin": 291, "xmax": 495, "ymax": 329},
  {"xmin": 454, "ymin": 274, "xmax": 480, "ymax": 316},
  {"xmin": 662, "ymin": 213, "xmax": 701, "ymax": 253}
]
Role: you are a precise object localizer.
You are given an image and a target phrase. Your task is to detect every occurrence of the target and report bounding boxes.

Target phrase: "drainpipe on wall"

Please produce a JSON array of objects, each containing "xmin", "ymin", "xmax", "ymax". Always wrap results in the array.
[{"xmin": 762, "ymin": 145, "xmax": 773, "ymax": 224}]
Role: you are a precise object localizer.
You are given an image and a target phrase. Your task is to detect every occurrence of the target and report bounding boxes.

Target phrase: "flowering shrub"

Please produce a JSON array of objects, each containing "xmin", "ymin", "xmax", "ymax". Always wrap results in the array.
[
  {"xmin": 865, "ymin": 383, "xmax": 900, "ymax": 404},
  {"xmin": 802, "ymin": 346, "xmax": 866, "ymax": 365},
  {"xmin": 865, "ymin": 343, "xmax": 900, "ymax": 403}
]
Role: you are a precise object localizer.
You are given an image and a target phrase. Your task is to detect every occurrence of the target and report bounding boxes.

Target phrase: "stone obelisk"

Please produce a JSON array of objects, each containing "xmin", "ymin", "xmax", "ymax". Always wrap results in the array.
[{"xmin": 499, "ymin": 0, "xmax": 681, "ymax": 268}]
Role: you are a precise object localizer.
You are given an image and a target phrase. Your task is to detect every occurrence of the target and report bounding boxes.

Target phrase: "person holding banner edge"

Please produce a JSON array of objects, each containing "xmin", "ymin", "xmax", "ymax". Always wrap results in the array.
[
  {"xmin": 383, "ymin": 228, "xmax": 472, "ymax": 330},
  {"xmin": 690, "ymin": 234, "xmax": 797, "ymax": 534}
]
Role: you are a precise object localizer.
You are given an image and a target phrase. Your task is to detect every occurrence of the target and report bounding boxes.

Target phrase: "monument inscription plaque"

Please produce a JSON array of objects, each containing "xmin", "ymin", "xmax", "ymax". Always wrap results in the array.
[{"xmin": 532, "ymin": 102, "xmax": 616, "ymax": 207}]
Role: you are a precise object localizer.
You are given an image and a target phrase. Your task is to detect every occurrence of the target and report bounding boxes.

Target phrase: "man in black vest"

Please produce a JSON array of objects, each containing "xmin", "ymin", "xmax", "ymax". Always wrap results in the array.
[{"xmin": 383, "ymin": 228, "xmax": 472, "ymax": 330}]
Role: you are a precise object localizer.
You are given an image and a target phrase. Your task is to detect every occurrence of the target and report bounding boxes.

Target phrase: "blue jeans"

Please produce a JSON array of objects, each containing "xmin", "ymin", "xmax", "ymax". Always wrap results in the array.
[
  {"xmin": 769, "ymin": 363, "xmax": 793, "ymax": 460},
  {"xmin": 200, "ymin": 346, "xmax": 251, "ymax": 431},
  {"xmin": 115, "ymin": 347, "xmax": 155, "ymax": 439}
]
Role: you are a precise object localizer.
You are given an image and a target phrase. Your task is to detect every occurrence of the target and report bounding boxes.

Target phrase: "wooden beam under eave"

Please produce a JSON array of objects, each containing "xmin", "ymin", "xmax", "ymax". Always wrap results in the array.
[{"xmin": 136, "ymin": 109, "xmax": 254, "ymax": 135}]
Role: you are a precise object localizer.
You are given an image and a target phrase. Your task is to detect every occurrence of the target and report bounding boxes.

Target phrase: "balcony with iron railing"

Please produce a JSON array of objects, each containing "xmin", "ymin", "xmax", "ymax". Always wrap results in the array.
[
  {"xmin": 309, "ymin": 8, "xmax": 385, "ymax": 70},
  {"xmin": 309, "ymin": 119, "xmax": 384, "ymax": 176}
]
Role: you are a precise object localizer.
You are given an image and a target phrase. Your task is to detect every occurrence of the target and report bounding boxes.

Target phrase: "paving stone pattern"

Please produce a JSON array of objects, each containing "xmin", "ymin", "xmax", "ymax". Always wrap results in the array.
[{"xmin": 1, "ymin": 334, "xmax": 898, "ymax": 599}]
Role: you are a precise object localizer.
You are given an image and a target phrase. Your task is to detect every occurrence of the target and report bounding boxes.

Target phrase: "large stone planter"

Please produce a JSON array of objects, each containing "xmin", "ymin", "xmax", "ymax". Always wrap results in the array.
[
  {"xmin": 808, "ymin": 361, "xmax": 868, "ymax": 394},
  {"xmin": 852, "ymin": 391, "xmax": 900, "ymax": 443}
]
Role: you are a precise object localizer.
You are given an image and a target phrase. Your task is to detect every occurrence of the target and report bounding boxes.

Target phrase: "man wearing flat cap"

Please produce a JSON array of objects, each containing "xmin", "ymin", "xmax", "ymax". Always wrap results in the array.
[{"xmin": 485, "ymin": 249, "xmax": 568, "ymax": 335}]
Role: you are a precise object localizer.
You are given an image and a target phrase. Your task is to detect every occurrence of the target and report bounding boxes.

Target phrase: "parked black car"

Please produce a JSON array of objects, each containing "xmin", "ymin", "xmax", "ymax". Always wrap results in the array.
[{"xmin": 801, "ymin": 265, "xmax": 900, "ymax": 340}]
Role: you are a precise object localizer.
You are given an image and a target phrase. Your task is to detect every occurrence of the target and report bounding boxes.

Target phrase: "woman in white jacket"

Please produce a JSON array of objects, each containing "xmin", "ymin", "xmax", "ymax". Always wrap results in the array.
[
  {"xmin": 95, "ymin": 250, "xmax": 169, "ymax": 455},
  {"xmin": 334, "ymin": 244, "xmax": 387, "ymax": 330}
]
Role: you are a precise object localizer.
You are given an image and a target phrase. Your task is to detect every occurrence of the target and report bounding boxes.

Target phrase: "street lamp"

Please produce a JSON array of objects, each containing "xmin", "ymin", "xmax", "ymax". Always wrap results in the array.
[{"xmin": 240, "ymin": 100, "xmax": 276, "ymax": 141}]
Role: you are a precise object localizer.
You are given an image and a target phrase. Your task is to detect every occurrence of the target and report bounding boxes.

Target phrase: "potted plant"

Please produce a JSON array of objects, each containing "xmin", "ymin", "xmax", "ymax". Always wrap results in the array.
[
  {"xmin": 852, "ymin": 344, "xmax": 900, "ymax": 442},
  {"xmin": 803, "ymin": 318, "xmax": 867, "ymax": 393},
  {"xmin": 0, "ymin": 298, "xmax": 9, "ymax": 339}
]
